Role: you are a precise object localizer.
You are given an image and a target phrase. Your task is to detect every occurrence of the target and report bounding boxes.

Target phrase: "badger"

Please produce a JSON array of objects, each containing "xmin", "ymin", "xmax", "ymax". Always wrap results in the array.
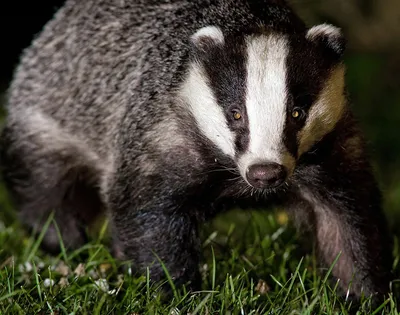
[{"xmin": 0, "ymin": 0, "xmax": 393, "ymax": 301}]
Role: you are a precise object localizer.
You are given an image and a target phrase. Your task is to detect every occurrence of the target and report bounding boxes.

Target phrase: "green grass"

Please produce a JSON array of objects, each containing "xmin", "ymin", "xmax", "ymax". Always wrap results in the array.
[{"xmin": 0, "ymin": 208, "xmax": 399, "ymax": 314}]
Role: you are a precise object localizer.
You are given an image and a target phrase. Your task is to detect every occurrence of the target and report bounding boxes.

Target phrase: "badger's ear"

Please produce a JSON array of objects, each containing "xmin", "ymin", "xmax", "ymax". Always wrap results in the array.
[
  {"xmin": 190, "ymin": 26, "xmax": 225, "ymax": 53},
  {"xmin": 306, "ymin": 24, "xmax": 346, "ymax": 59}
]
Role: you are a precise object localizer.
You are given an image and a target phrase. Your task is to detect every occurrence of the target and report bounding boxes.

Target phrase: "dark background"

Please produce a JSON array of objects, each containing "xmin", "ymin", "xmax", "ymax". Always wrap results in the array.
[
  {"xmin": 0, "ymin": 2, "xmax": 65, "ymax": 93},
  {"xmin": 0, "ymin": 0, "xmax": 400, "ymax": 231}
]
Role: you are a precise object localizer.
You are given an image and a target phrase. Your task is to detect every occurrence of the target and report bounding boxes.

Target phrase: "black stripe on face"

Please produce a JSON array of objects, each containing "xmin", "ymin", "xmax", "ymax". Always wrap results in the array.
[
  {"xmin": 284, "ymin": 35, "xmax": 341, "ymax": 158},
  {"xmin": 195, "ymin": 35, "xmax": 249, "ymax": 155}
]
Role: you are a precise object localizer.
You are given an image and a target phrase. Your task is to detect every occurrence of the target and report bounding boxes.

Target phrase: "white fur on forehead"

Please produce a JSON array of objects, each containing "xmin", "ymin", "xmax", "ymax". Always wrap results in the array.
[
  {"xmin": 238, "ymin": 34, "xmax": 296, "ymax": 179},
  {"xmin": 191, "ymin": 26, "xmax": 225, "ymax": 49}
]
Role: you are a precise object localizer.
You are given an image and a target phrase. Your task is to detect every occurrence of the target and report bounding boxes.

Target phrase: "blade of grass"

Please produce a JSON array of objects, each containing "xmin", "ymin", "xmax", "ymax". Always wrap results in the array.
[
  {"xmin": 33, "ymin": 262, "xmax": 42, "ymax": 304},
  {"xmin": 53, "ymin": 219, "xmax": 69, "ymax": 264},
  {"xmin": 25, "ymin": 212, "xmax": 55, "ymax": 262},
  {"xmin": 279, "ymin": 257, "xmax": 303, "ymax": 311},
  {"xmin": 0, "ymin": 290, "xmax": 22, "ymax": 303},
  {"xmin": 191, "ymin": 293, "xmax": 211, "ymax": 315},
  {"xmin": 153, "ymin": 252, "xmax": 179, "ymax": 301},
  {"xmin": 371, "ymin": 298, "xmax": 390, "ymax": 315}
]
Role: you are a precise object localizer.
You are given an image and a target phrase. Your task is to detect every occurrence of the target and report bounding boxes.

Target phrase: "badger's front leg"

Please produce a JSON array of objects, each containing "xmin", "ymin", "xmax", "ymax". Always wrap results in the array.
[
  {"xmin": 110, "ymin": 203, "xmax": 202, "ymax": 290},
  {"xmin": 106, "ymin": 163, "xmax": 203, "ymax": 291},
  {"xmin": 287, "ymin": 138, "xmax": 393, "ymax": 300}
]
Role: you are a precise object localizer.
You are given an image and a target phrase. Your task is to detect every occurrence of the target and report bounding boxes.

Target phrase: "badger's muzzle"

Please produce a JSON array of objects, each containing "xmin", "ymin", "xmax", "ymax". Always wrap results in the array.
[{"xmin": 246, "ymin": 162, "xmax": 287, "ymax": 189}]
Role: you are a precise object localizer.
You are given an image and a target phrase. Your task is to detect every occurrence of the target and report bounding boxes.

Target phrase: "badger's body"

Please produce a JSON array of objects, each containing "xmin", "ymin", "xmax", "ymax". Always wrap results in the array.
[{"xmin": 0, "ymin": 0, "xmax": 393, "ymax": 300}]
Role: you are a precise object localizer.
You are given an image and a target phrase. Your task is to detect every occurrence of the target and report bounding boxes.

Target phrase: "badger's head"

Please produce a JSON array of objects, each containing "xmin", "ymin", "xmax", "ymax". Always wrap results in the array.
[{"xmin": 180, "ymin": 24, "xmax": 346, "ymax": 190}]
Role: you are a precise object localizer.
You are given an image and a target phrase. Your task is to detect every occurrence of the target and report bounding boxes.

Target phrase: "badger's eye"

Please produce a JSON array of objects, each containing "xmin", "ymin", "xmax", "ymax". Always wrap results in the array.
[
  {"xmin": 291, "ymin": 108, "xmax": 305, "ymax": 120},
  {"xmin": 233, "ymin": 111, "xmax": 242, "ymax": 120}
]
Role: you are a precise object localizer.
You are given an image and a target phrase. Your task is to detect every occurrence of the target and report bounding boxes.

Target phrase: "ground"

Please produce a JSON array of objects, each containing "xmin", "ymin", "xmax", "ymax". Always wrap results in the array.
[{"xmin": 0, "ymin": 203, "xmax": 399, "ymax": 314}]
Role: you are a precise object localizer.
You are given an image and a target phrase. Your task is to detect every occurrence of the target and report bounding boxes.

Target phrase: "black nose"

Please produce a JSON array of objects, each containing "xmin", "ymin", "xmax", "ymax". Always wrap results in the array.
[{"xmin": 246, "ymin": 163, "xmax": 287, "ymax": 189}]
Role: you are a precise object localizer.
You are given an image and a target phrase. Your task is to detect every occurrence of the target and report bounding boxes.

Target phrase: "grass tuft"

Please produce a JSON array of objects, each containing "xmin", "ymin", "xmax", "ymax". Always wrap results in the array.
[{"xmin": 0, "ymin": 209, "xmax": 398, "ymax": 313}]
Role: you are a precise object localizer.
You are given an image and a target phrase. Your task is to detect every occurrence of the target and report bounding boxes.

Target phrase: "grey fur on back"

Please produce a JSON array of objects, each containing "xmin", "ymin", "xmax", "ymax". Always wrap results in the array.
[{"xmin": 6, "ymin": 0, "xmax": 302, "ymax": 186}]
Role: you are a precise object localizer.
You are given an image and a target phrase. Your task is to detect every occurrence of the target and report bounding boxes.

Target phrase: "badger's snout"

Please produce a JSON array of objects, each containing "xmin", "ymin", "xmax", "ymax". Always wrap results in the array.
[{"xmin": 246, "ymin": 162, "xmax": 287, "ymax": 189}]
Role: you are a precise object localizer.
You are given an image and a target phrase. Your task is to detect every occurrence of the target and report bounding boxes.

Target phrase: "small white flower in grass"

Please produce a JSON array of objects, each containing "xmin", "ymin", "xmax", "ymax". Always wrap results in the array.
[
  {"xmin": 94, "ymin": 279, "xmax": 109, "ymax": 292},
  {"xmin": 169, "ymin": 307, "xmax": 180, "ymax": 315},
  {"xmin": 127, "ymin": 267, "xmax": 132, "ymax": 276},
  {"xmin": 18, "ymin": 261, "xmax": 33, "ymax": 273},
  {"xmin": 43, "ymin": 278, "xmax": 55, "ymax": 287},
  {"xmin": 37, "ymin": 261, "xmax": 45, "ymax": 269},
  {"xmin": 25, "ymin": 262, "xmax": 33, "ymax": 272},
  {"xmin": 107, "ymin": 288, "xmax": 118, "ymax": 295}
]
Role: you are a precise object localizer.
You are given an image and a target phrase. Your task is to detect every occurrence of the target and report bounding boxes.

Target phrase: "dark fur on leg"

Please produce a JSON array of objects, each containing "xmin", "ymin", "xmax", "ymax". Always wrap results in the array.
[
  {"xmin": 111, "ymin": 209, "xmax": 202, "ymax": 292},
  {"xmin": 107, "ymin": 167, "xmax": 203, "ymax": 292},
  {"xmin": 286, "ymin": 114, "xmax": 393, "ymax": 303}
]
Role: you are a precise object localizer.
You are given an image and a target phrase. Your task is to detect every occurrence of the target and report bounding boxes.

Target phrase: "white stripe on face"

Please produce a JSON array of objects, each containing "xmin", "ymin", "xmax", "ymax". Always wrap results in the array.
[
  {"xmin": 179, "ymin": 63, "xmax": 236, "ymax": 157},
  {"xmin": 238, "ymin": 35, "xmax": 294, "ymax": 179}
]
